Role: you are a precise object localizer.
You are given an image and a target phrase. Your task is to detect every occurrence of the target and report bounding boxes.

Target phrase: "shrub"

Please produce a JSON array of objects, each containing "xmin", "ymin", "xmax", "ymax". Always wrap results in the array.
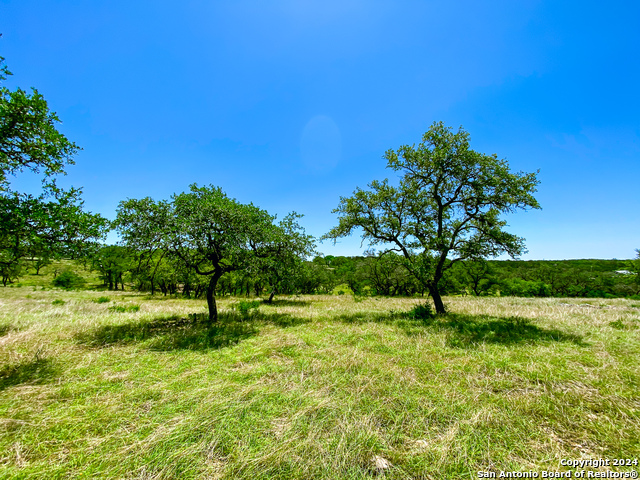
[
  {"xmin": 51, "ymin": 299, "xmax": 65, "ymax": 305},
  {"xmin": 108, "ymin": 304, "xmax": 140, "ymax": 313},
  {"xmin": 409, "ymin": 302, "xmax": 434, "ymax": 320},
  {"xmin": 52, "ymin": 270, "xmax": 86, "ymax": 290},
  {"xmin": 94, "ymin": 296, "xmax": 110, "ymax": 303},
  {"xmin": 234, "ymin": 300, "xmax": 260, "ymax": 318},
  {"xmin": 332, "ymin": 283, "xmax": 354, "ymax": 296}
]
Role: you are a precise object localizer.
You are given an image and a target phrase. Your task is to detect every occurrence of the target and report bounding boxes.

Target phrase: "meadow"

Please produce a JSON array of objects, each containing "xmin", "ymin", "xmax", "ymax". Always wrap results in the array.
[{"xmin": 1, "ymin": 281, "xmax": 639, "ymax": 479}]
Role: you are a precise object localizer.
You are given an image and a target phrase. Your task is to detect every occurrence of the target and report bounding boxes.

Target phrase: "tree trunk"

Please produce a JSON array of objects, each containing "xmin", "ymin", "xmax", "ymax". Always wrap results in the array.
[
  {"xmin": 266, "ymin": 289, "xmax": 276, "ymax": 304},
  {"xmin": 206, "ymin": 272, "xmax": 222, "ymax": 323},
  {"xmin": 429, "ymin": 284, "xmax": 446, "ymax": 314}
]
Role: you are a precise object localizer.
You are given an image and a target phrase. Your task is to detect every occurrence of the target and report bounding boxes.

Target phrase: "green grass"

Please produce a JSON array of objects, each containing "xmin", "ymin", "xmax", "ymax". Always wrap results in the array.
[
  {"xmin": 5, "ymin": 259, "xmax": 103, "ymax": 289},
  {"xmin": 0, "ymin": 289, "xmax": 638, "ymax": 479}
]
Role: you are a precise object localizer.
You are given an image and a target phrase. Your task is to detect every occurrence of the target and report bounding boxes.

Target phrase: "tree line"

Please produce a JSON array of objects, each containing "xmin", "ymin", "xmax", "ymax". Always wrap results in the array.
[{"xmin": 84, "ymin": 250, "xmax": 640, "ymax": 300}]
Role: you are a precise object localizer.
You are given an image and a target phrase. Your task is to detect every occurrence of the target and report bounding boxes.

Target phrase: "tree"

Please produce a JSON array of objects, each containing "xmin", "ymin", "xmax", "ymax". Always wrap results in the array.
[
  {"xmin": 117, "ymin": 185, "xmax": 313, "ymax": 322},
  {"xmin": 630, "ymin": 249, "xmax": 640, "ymax": 294},
  {"xmin": 462, "ymin": 258, "xmax": 494, "ymax": 296},
  {"xmin": 258, "ymin": 212, "xmax": 316, "ymax": 303},
  {"xmin": 0, "ymin": 53, "xmax": 79, "ymax": 191},
  {"xmin": 0, "ymin": 53, "xmax": 108, "ymax": 281},
  {"xmin": 324, "ymin": 122, "xmax": 540, "ymax": 313},
  {"xmin": 0, "ymin": 187, "xmax": 108, "ymax": 285},
  {"xmin": 91, "ymin": 245, "xmax": 134, "ymax": 290}
]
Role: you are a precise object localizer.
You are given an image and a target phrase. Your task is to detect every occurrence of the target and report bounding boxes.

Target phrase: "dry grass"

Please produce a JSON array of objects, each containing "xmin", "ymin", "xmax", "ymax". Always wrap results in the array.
[{"xmin": 0, "ymin": 288, "xmax": 638, "ymax": 479}]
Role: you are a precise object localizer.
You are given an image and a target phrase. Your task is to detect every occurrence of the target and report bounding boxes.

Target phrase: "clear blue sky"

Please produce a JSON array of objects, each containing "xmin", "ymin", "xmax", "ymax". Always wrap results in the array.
[{"xmin": 2, "ymin": 0, "xmax": 639, "ymax": 260}]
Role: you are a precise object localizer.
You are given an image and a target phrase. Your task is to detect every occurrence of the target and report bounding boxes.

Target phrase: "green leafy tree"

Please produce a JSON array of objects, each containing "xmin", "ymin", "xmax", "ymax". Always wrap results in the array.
[
  {"xmin": 91, "ymin": 245, "xmax": 134, "ymax": 290},
  {"xmin": 117, "ymin": 185, "xmax": 312, "ymax": 322},
  {"xmin": 324, "ymin": 122, "xmax": 540, "ymax": 313},
  {"xmin": 462, "ymin": 259, "xmax": 495, "ymax": 296},
  {"xmin": 259, "ymin": 212, "xmax": 316, "ymax": 303},
  {"xmin": 630, "ymin": 249, "xmax": 640, "ymax": 294},
  {"xmin": 112, "ymin": 196, "xmax": 171, "ymax": 296},
  {"xmin": 0, "ymin": 53, "xmax": 79, "ymax": 191},
  {"xmin": 0, "ymin": 53, "xmax": 108, "ymax": 281},
  {"xmin": 51, "ymin": 269, "xmax": 86, "ymax": 290},
  {"xmin": 0, "ymin": 187, "xmax": 107, "ymax": 285},
  {"xmin": 365, "ymin": 252, "xmax": 415, "ymax": 296}
]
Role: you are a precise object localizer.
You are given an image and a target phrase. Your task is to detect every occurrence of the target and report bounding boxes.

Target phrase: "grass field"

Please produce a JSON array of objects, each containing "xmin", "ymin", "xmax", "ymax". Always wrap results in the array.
[{"xmin": 1, "ymin": 286, "xmax": 639, "ymax": 479}]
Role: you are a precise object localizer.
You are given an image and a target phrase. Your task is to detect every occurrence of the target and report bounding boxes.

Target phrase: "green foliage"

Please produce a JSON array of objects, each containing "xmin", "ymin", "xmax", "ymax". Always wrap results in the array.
[
  {"xmin": 94, "ymin": 296, "xmax": 110, "ymax": 303},
  {"xmin": 51, "ymin": 270, "xmax": 86, "ymax": 290},
  {"xmin": 108, "ymin": 304, "xmax": 140, "ymax": 313},
  {"xmin": 0, "ymin": 55, "xmax": 109, "ymax": 285},
  {"xmin": 332, "ymin": 283, "xmax": 353, "ymax": 295},
  {"xmin": 609, "ymin": 319, "xmax": 637, "ymax": 330},
  {"xmin": 499, "ymin": 278, "xmax": 551, "ymax": 297},
  {"xmin": 324, "ymin": 122, "xmax": 540, "ymax": 313},
  {"xmin": 234, "ymin": 300, "xmax": 261, "ymax": 318},
  {"xmin": 0, "ymin": 257, "xmax": 21, "ymax": 287},
  {"xmin": 116, "ymin": 184, "xmax": 314, "ymax": 322},
  {"xmin": 0, "ymin": 55, "xmax": 79, "ymax": 190},
  {"xmin": 409, "ymin": 302, "xmax": 434, "ymax": 320},
  {"xmin": 91, "ymin": 245, "xmax": 133, "ymax": 290},
  {"xmin": 51, "ymin": 299, "xmax": 65, "ymax": 305},
  {"xmin": 256, "ymin": 212, "xmax": 316, "ymax": 302}
]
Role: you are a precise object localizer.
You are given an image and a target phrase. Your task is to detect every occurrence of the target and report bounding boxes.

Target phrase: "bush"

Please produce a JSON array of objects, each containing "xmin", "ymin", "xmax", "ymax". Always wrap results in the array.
[
  {"xmin": 94, "ymin": 296, "xmax": 110, "ymax": 303},
  {"xmin": 332, "ymin": 283, "xmax": 354, "ymax": 296},
  {"xmin": 51, "ymin": 299, "xmax": 65, "ymax": 305},
  {"xmin": 52, "ymin": 270, "xmax": 86, "ymax": 290},
  {"xmin": 410, "ymin": 302, "xmax": 434, "ymax": 320},
  {"xmin": 234, "ymin": 300, "xmax": 261, "ymax": 318},
  {"xmin": 108, "ymin": 304, "xmax": 140, "ymax": 313}
]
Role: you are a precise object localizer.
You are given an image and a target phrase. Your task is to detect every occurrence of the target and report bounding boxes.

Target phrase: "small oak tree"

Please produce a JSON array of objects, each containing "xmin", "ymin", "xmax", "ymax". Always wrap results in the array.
[
  {"xmin": 258, "ymin": 212, "xmax": 316, "ymax": 303},
  {"xmin": 324, "ymin": 122, "xmax": 540, "ymax": 313},
  {"xmin": 117, "ymin": 185, "xmax": 313, "ymax": 322}
]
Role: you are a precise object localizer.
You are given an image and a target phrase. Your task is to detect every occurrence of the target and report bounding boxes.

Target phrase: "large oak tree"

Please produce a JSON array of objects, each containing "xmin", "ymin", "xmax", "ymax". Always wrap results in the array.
[{"xmin": 324, "ymin": 122, "xmax": 540, "ymax": 313}]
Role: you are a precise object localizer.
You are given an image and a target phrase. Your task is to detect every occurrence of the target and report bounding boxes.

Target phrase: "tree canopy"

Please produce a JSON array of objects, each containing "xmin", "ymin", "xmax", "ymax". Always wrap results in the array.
[
  {"xmin": 117, "ymin": 184, "xmax": 314, "ymax": 322},
  {"xmin": 0, "ymin": 53, "xmax": 107, "ymax": 284},
  {"xmin": 0, "ymin": 54, "xmax": 79, "ymax": 191},
  {"xmin": 324, "ymin": 121, "xmax": 540, "ymax": 313}
]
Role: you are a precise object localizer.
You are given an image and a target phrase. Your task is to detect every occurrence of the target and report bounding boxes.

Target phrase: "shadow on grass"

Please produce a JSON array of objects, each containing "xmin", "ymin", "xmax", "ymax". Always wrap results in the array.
[
  {"xmin": 76, "ymin": 313, "xmax": 258, "ymax": 352},
  {"xmin": 76, "ymin": 310, "xmax": 310, "ymax": 352},
  {"xmin": 437, "ymin": 313, "xmax": 586, "ymax": 348},
  {"xmin": 0, "ymin": 358, "xmax": 59, "ymax": 391},
  {"xmin": 260, "ymin": 311, "xmax": 311, "ymax": 327},
  {"xmin": 336, "ymin": 310, "xmax": 586, "ymax": 348},
  {"xmin": 261, "ymin": 299, "xmax": 311, "ymax": 308},
  {"xmin": 0, "ymin": 323, "xmax": 11, "ymax": 336}
]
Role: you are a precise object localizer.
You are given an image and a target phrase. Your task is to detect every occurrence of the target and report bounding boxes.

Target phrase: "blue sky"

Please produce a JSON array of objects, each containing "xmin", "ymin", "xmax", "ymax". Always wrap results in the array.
[{"xmin": 2, "ymin": 0, "xmax": 639, "ymax": 259}]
